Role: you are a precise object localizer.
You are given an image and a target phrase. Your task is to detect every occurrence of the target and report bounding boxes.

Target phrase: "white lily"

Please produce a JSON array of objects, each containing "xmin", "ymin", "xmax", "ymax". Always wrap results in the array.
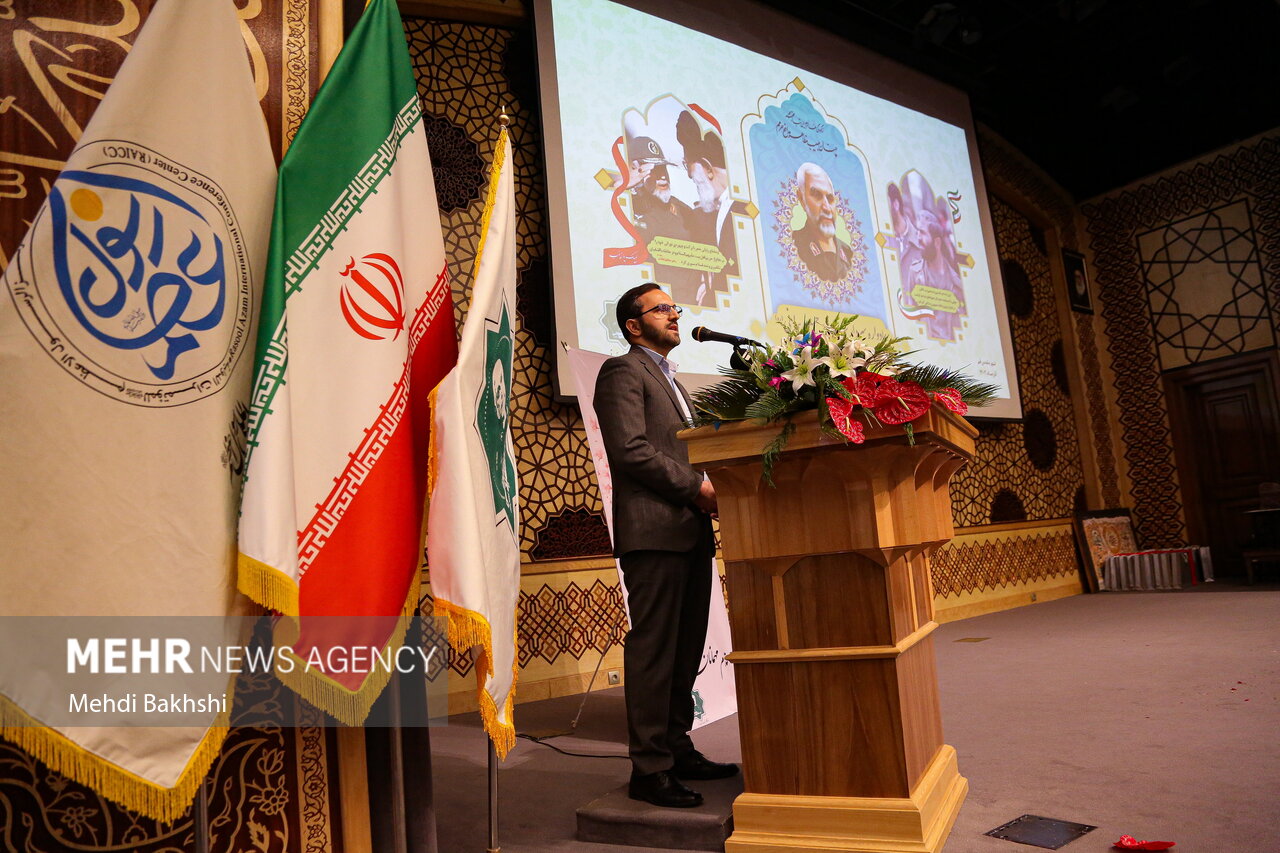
[
  {"xmin": 817, "ymin": 346, "xmax": 864, "ymax": 378},
  {"xmin": 782, "ymin": 346, "xmax": 819, "ymax": 392},
  {"xmin": 846, "ymin": 337, "xmax": 875, "ymax": 361}
]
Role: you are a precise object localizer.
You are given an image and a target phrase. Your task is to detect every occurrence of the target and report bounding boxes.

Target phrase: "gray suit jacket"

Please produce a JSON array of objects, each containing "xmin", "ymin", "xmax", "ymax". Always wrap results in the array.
[{"xmin": 594, "ymin": 346, "xmax": 708, "ymax": 557}]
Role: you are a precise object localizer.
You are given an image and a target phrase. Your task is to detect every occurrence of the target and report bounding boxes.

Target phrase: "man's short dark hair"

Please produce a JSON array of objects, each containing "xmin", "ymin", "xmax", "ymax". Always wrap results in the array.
[{"xmin": 616, "ymin": 283, "xmax": 662, "ymax": 341}]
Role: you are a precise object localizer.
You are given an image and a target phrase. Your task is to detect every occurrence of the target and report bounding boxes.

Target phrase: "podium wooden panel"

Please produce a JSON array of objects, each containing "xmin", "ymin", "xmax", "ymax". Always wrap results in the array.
[{"xmin": 681, "ymin": 408, "xmax": 975, "ymax": 852}]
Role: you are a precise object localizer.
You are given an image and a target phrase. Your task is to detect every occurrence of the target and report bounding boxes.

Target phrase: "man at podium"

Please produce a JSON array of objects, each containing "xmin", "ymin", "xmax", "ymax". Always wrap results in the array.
[{"xmin": 594, "ymin": 283, "xmax": 738, "ymax": 808}]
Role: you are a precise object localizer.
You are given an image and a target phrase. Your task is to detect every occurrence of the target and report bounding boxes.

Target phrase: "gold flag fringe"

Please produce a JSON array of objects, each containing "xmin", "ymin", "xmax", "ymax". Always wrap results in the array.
[
  {"xmin": 0, "ymin": 682, "xmax": 234, "ymax": 823},
  {"xmin": 267, "ymin": 567, "xmax": 423, "ymax": 727},
  {"xmin": 432, "ymin": 599, "xmax": 518, "ymax": 759},
  {"xmin": 470, "ymin": 127, "xmax": 507, "ymax": 269},
  {"xmin": 236, "ymin": 552, "xmax": 301, "ymax": 620}
]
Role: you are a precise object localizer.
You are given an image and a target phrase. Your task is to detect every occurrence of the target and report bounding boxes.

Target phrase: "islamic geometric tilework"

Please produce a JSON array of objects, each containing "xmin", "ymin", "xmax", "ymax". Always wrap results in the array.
[
  {"xmin": 977, "ymin": 128, "xmax": 1122, "ymax": 508},
  {"xmin": 404, "ymin": 20, "xmax": 608, "ymax": 561},
  {"xmin": 1081, "ymin": 134, "xmax": 1280, "ymax": 548},
  {"xmin": 948, "ymin": 195, "xmax": 1085, "ymax": 527},
  {"xmin": 930, "ymin": 529, "xmax": 1078, "ymax": 598},
  {"xmin": 1136, "ymin": 200, "xmax": 1276, "ymax": 370},
  {"xmin": 518, "ymin": 579, "xmax": 627, "ymax": 667},
  {"xmin": 423, "ymin": 576, "xmax": 627, "ymax": 674},
  {"xmin": 530, "ymin": 507, "xmax": 613, "ymax": 561}
]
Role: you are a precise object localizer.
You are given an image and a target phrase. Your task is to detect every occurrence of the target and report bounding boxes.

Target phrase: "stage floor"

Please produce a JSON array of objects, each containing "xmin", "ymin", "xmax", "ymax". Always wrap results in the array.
[{"xmin": 431, "ymin": 583, "xmax": 1280, "ymax": 852}]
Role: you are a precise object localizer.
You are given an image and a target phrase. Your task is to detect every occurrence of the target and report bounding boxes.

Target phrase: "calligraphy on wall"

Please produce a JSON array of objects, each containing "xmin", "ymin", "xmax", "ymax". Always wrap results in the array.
[{"xmin": 0, "ymin": 0, "xmax": 326, "ymax": 267}]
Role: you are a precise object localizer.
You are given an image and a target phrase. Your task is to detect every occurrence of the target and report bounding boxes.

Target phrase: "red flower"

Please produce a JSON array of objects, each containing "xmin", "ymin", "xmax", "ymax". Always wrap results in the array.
[
  {"xmin": 871, "ymin": 378, "xmax": 932, "ymax": 425},
  {"xmin": 840, "ymin": 371, "xmax": 889, "ymax": 408},
  {"xmin": 1113, "ymin": 836, "xmax": 1174, "ymax": 851},
  {"xmin": 826, "ymin": 397, "xmax": 866, "ymax": 443},
  {"xmin": 932, "ymin": 387, "xmax": 968, "ymax": 415}
]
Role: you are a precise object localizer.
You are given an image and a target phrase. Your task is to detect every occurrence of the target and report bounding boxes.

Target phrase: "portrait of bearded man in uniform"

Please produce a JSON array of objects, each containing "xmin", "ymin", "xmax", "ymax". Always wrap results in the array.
[{"xmin": 790, "ymin": 162, "xmax": 855, "ymax": 283}]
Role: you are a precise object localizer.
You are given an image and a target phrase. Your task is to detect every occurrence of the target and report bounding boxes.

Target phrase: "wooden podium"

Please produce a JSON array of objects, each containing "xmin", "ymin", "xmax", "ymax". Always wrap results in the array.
[{"xmin": 681, "ymin": 407, "xmax": 976, "ymax": 853}]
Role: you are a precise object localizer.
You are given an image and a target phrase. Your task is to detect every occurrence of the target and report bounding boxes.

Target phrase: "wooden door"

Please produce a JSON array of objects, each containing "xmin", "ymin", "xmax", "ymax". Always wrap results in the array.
[{"xmin": 1165, "ymin": 350, "xmax": 1280, "ymax": 576}]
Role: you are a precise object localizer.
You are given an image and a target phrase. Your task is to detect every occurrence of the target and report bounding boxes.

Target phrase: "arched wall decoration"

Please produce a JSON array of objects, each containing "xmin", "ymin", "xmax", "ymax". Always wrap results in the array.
[{"xmin": 1081, "ymin": 133, "xmax": 1280, "ymax": 548}]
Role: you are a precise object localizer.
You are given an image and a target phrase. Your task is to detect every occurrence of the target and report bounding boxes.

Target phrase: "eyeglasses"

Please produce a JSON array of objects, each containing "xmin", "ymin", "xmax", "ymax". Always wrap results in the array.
[{"xmin": 639, "ymin": 303, "xmax": 683, "ymax": 318}]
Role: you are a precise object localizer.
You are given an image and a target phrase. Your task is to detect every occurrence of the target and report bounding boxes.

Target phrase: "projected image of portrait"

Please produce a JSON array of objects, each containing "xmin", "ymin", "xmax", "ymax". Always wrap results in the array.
[
  {"xmin": 606, "ymin": 96, "xmax": 739, "ymax": 308},
  {"xmin": 886, "ymin": 170, "xmax": 972, "ymax": 344},
  {"xmin": 792, "ymin": 162, "xmax": 857, "ymax": 283},
  {"xmin": 748, "ymin": 92, "xmax": 883, "ymax": 319},
  {"xmin": 675, "ymin": 109, "xmax": 738, "ymax": 302}
]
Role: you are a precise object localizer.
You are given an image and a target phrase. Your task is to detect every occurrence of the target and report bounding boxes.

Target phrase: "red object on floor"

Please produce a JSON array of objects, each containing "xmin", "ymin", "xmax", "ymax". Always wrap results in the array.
[{"xmin": 1114, "ymin": 835, "xmax": 1175, "ymax": 850}]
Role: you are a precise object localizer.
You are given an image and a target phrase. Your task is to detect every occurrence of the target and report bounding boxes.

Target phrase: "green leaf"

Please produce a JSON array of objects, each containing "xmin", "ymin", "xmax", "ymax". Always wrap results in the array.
[
  {"xmin": 692, "ymin": 376, "xmax": 758, "ymax": 422},
  {"xmin": 761, "ymin": 419, "xmax": 797, "ymax": 487},
  {"xmin": 895, "ymin": 364, "xmax": 1001, "ymax": 405}
]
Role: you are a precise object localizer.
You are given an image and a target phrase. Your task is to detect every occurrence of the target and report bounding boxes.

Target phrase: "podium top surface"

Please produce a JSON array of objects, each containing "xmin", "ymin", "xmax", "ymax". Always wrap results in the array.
[{"xmin": 679, "ymin": 407, "xmax": 978, "ymax": 468}]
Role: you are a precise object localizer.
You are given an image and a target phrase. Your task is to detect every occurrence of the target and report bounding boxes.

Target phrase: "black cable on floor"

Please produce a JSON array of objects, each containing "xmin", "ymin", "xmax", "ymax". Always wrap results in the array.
[{"xmin": 515, "ymin": 733, "xmax": 629, "ymax": 760}]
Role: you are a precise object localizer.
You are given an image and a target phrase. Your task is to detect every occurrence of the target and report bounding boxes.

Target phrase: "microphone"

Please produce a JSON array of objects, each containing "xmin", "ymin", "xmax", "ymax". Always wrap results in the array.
[{"xmin": 691, "ymin": 326, "xmax": 762, "ymax": 348}]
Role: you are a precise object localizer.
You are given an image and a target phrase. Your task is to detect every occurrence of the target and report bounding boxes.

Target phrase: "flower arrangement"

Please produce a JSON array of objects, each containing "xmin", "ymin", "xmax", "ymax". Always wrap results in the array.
[{"xmin": 691, "ymin": 315, "xmax": 999, "ymax": 484}]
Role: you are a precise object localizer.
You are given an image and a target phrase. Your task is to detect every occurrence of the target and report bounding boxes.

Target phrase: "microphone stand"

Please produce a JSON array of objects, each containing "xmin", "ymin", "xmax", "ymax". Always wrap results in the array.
[{"xmin": 730, "ymin": 345, "xmax": 750, "ymax": 371}]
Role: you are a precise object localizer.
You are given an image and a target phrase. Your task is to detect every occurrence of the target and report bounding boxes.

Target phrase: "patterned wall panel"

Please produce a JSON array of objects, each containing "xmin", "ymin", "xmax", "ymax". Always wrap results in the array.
[
  {"xmin": 1081, "ymin": 134, "xmax": 1280, "ymax": 548},
  {"xmin": 403, "ymin": 19, "xmax": 609, "ymax": 562},
  {"xmin": 947, "ymin": 194, "xmax": 1086, "ymax": 528},
  {"xmin": 978, "ymin": 129, "xmax": 1122, "ymax": 507},
  {"xmin": 930, "ymin": 527, "xmax": 1078, "ymax": 598},
  {"xmin": 1136, "ymin": 199, "xmax": 1276, "ymax": 369},
  {"xmin": 518, "ymin": 578, "xmax": 627, "ymax": 667}
]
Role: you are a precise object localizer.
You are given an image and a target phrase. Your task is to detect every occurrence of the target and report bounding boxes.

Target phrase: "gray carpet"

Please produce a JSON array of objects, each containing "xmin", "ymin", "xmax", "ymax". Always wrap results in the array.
[{"xmin": 431, "ymin": 585, "xmax": 1280, "ymax": 852}]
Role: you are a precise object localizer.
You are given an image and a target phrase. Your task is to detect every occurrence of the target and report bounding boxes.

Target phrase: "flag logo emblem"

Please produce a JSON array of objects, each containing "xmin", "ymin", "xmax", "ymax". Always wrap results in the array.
[
  {"xmin": 6, "ymin": 141, "xmax": 252, "ymax": 407},
  {"xmin": 477, "ymin": 302, "xmax": 515, "ymax": 530},
  {"xmin": 339, "ymin": 252, "xmax": 406, "ymax": 340}
]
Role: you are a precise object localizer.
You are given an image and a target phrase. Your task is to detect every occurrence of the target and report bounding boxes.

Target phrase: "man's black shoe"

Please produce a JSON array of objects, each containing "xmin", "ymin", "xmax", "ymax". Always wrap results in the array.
[
  {"xmin": 628, "ymin": 770, "xmax": 704, "ymax": 808},
  {"xmin": 672, "ymin": 751, "xmax": 740, "ymax": 781}
]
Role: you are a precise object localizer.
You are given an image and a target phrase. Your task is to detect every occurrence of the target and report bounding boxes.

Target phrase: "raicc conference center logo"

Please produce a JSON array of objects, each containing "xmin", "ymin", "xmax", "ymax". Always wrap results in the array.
[{"xmin": 5, "ymin": 140, "xmax": 253, "ymax": 407}]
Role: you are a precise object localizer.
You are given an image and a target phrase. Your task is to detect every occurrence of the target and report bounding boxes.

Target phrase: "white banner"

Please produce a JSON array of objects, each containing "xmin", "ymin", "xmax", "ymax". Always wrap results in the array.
[{"xmin": 564, "ymin": 347, "xmax": 735, "ymax": 728}]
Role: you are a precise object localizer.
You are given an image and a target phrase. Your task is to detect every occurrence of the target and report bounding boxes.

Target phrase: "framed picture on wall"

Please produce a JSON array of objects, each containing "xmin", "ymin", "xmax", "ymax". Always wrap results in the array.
[
  {"xmin": 1063, "ymin": 250, "xmax": 1093, "ymax": 314},
  {"xmin": 1073, "ymin": 509, "xmax": 1140, "ymax": 593}
]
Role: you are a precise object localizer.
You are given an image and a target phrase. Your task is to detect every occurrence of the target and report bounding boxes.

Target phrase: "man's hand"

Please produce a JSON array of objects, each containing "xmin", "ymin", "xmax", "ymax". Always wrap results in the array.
[{"xmin": 694, "ymin": 479, "xmax": 717, "ymax": 516}]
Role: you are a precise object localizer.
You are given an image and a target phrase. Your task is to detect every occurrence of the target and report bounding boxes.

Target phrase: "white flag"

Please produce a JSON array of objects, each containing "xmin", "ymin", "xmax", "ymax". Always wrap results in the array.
[
  {"xmin": 427, "ymin": 125, "xmax": 521, "ymax": 756},
  {"xmin": 0, "ymin": 0, "xmax": 275, "ymax": 821}
]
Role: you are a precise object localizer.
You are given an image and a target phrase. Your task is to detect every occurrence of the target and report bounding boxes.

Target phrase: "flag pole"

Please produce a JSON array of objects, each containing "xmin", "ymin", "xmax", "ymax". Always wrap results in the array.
[
  {"xmin": 485, "ymin": 105, "xmax": 511, "ymax": 853},
  {"xmin": 194, "ymin": 782, "xmax": 209, "ymax": 853},
  {"xmin": 487, "ymin": 740, "xmax": 500, "ymax": 853}
]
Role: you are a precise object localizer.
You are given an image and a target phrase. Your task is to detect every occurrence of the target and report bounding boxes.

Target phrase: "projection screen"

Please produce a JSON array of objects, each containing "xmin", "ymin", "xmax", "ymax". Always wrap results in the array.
[{"xmin": 534, "ymin": 0, "xmax": 1023, "ymax": 420}]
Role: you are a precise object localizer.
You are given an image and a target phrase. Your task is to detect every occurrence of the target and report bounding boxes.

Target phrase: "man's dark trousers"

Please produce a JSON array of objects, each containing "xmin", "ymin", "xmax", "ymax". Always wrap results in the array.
[{"xmin": 620, "ymin": 521, "xmax": 715, "ymax": 774}]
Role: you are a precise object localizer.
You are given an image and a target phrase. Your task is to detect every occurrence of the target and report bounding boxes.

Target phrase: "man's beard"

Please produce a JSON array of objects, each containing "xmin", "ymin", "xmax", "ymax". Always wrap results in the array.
[
  {"xmin": 653, "ymin": 186, "xmax": 672, "ymax": 203},
  {"xmin": 695, "ymin": 179, "xmax": 719, "ymax": 212},
  {"xmin": 816, "ymin": 217, "xmax": 836, "ymax": 239},
  {"xmin": 641, "ymin": 323, "xmax": 677, "ymax": 349}
]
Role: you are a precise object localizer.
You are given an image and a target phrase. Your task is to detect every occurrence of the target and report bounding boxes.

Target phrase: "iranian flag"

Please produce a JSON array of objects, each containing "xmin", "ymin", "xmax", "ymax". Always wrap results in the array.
[
  {"xmin": 427, "ymin": 124, "xmax": 520, "ymax": 755},
  {"xmin": 237, "ymin": 0, "xmax": 456, "ymax": 723}
]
